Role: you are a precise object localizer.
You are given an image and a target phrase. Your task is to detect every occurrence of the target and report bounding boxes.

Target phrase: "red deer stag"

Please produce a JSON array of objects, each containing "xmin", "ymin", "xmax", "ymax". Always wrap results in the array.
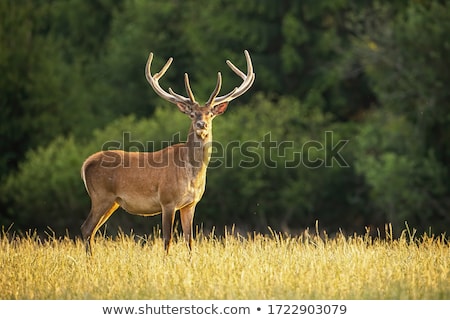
[{"xmin": 80, "ymin": 50, "xmax": 255, "ymax": 254}]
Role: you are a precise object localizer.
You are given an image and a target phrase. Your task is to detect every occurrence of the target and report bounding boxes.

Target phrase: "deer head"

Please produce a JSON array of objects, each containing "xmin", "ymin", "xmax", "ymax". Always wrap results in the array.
[{"xmin": 145, "ymin": 50, "xmax": 255, "ymax": 140}]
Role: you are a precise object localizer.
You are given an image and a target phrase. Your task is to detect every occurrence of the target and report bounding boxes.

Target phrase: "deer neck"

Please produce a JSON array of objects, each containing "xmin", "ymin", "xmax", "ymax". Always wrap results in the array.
[{"xmin": 184, "ymin": 124, "xmax": 212, "ymax": 174}]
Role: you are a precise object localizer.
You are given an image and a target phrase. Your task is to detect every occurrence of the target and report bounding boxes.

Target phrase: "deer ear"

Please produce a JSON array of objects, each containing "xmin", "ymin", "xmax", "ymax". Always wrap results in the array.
[
  {"xmin": 177, "ymin": 102, "xmax": 192, "ymax": 115},
  {"xmin": 211, "ymin": 102, "xmax": 229, "ymax": 116}
]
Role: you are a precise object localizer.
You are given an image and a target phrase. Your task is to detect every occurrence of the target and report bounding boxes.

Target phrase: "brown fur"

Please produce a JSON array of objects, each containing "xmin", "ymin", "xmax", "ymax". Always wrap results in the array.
[
  {"xmin": 81, "ymin": 104, "xmax": 225, "ymax": 253},
  {"xmin": 80, "ymin": 50, "xmax": 254, "ymax": 254}
]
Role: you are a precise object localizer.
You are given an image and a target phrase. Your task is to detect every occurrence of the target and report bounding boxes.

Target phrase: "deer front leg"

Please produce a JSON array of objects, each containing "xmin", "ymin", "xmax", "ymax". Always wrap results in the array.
[
  {"xmin": 180, "ymin": 204, "xmax": 196, "ymax": 251},
  {"xmin": 161, "ymin": 205, "xmax": 176, "ymax": 253}
]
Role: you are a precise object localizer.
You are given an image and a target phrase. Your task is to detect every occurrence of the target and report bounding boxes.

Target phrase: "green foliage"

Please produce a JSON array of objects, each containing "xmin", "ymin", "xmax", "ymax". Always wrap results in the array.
[
  {"xmin": 0, "ymin": 136, "xmax": 87, "ymax": 231},
  {"xmin": 0, "ymin": 0, "xmax": 123, "ymax": 176},
  {"xmin": 2, "ymin": 96, "xmax": 359, "ymax": 235},
  {"xmin": 354, "ymin": 110, "xmax": 448, "ymax": 231},
  {"xmin": 348, "ymin": 0, "xmax": 450, "ymax": 163},
  {"xmin": 187, "ymin": 94, "xmax": 361, "ymax": 233},
  {"xmin": 0, "ymin": 0, "xmax": 52, "ymax": 175},
  {"xmin": 1, "ymin": 0, "xmax": 450, "ymax": 235},
  {"xmin": 89, "ymin": 0, "xmax": 192, "ymax": 117}
]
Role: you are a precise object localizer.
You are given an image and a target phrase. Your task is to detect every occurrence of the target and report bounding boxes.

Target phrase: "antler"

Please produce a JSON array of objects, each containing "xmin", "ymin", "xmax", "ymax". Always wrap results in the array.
[
  {"xmin": 206, "ymin": 50, "xmax": 255, "ymax": 107},
  {"xmin": 146, "ymin": 50, "xmax": 255, "ymax": 107},
  {"xmin": 145, "ymin": 53, "xmax": 197, "ymax": 105}
]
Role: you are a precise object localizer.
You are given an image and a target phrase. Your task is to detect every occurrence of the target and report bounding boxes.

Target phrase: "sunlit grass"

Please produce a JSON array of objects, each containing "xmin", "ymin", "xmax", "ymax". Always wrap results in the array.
[{"xmin": 1, "ymin": 225, "xmax": 449, "ymax": 299}]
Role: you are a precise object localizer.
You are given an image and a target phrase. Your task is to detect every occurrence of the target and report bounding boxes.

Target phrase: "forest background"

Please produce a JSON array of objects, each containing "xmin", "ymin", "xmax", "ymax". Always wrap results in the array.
[{"xmin": 1, "ymin": 0, "xmax": 449, "ymax": 238}]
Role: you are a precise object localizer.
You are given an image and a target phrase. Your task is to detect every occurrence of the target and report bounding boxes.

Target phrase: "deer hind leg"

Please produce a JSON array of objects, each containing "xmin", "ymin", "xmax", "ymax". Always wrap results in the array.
[
  {"xmin": 180, "ymin": 204, "xmax": 195, "ymax": 251},
  {"xmin": 81, "ymin": 200, "xmax": 120, "ymax": 255}
]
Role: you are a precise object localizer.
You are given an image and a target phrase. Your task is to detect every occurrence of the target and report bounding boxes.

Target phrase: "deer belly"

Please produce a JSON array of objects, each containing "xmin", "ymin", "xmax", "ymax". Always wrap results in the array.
[{"xmin": 116, "ymin": 194, "xmax": 162, "ymax": 216}]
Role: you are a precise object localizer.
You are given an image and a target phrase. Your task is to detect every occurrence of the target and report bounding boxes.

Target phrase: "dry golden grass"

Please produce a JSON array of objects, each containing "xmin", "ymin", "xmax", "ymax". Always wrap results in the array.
[{"xmin": 1, "ymin": 225, "xmax": 449, "ymax": 300}]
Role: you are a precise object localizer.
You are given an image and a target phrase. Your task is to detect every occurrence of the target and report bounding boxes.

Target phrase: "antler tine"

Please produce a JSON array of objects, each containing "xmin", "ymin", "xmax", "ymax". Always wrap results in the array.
[
  {"xmin": 167, "ymin": 87, "xmax": 190, "ymax": 103},
  {"xmin": 184, "ymin": 73, "xmax": 197, "ymax": 104},
  {"xmin": 205, "ymin": 72, "xmax": 223, "ymax": 107},
  {"xmin": 145, "ymin": 52, "xmax": 192, "ymax": 105},
  {"xmin": 155, "ymin": 57, "xmax": 173, "ymax": 80},
  {"xmin": 225, "ymin": 60, "xmax": 246, "ymax": 79},
  {"xmin": 213, "ymin": 50, "xmax": 255, "ymax": 105},
  {"xmin": 165, "ymin": 74, "xmax": 197, "ymax": 104}
]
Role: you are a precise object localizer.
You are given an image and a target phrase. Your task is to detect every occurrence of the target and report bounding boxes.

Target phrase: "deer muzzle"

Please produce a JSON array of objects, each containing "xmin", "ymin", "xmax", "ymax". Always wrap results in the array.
[{"xmin": 195, "ymin": 121, "xmax": 209, "ymax": 139}]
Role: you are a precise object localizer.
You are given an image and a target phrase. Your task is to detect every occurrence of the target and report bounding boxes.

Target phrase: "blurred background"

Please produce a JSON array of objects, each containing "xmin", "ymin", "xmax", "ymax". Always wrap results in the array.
[{"xmin": 1, "ymin": 0, "xmax": 449, "ymax": 238}]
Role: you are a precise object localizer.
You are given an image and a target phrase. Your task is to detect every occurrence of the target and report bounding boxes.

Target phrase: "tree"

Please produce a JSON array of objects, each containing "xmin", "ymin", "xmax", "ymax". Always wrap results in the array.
[
  {"xmin": 347, "ymin": 0, "xmax": 450, "ymax": 233},
  {"xmin": 0, "ymin": 0, "xmax": 123, "ymax": 178},
  {"xmin": 354, "ymin": 110, "xmax": 448, "ymax": 233},
  {"xmin": 2, "ymin": 0, "xmax": 450, "ymax": 236}
]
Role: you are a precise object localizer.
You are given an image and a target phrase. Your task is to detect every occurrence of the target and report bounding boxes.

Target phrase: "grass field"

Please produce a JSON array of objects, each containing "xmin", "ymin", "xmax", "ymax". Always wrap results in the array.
[{"xmin": 1, "ymin": 225, "xmax": 449, "ymax": 300}]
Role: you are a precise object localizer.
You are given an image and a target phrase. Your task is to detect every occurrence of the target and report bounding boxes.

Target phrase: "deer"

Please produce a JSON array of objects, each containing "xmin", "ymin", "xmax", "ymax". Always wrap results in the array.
[{"xmin": 80, "ymin": 50, "xmax": 255, "ymax": 254}]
